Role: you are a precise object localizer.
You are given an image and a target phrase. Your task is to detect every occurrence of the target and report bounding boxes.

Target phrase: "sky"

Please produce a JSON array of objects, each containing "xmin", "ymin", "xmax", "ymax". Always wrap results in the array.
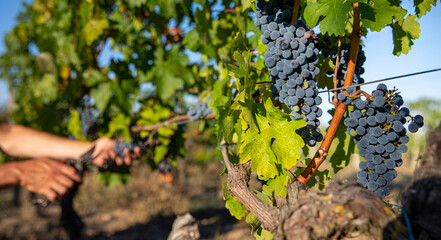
[{"xmin": 0, "ymin": 0, "xmax": 440, "ymax": 123}]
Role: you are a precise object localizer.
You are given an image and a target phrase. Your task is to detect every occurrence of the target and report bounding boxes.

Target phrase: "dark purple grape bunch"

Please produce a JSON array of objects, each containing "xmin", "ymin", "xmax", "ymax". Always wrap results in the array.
[
  {"xmin": 254, "ymin": 0, "xmax": 294, "ymax": 30},
  {"xmin": 255, "ymin": 0, "xmax": 323, "ymax": 146},
  {"xmin": 158, "ymin": 160, "xmax": 172, "ymax": 174},
  {"xmin": 187, "ymin": 102, "xmax": 213, "ymax": 121},
  {"xmin": 111, "ymin": 137, "xmax": 144, "ymax": 166},
  {"xmin": 319, "ymin": 38, "xmax": 366, "ymax": 88},
  {"xmin": 342, "ymin": 83, "xmax": 424, "ymax": 197},
  {"xmin": 79, "ymin": 95, "xmax": 100, "ymax": 138}
]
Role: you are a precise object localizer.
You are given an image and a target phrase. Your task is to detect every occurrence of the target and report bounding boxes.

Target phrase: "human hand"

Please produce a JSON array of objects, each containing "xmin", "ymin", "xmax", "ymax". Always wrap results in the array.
[
  {"xmin": 90, "ymin": 137, "xmax": 141, "ymax": 167},
  {"xmin": 12, "ymin": 158, "xmax": 81, "ymax": 201}
]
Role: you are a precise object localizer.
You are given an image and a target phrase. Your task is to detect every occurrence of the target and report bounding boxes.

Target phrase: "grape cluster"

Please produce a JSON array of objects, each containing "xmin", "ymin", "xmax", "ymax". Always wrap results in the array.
[
  {"xmin": 187, "ymin": 102, "xmax": 213, "ymax": 121},
  {"xmin": 158, "ymin": 160, "xmax": 172, "ymax": 174},
  {"xmin": 342, "ymin": 83, "xmax": 424, "ymax": 197},
  {"xmin": 79, "ymin": 95, "xmax": 100, "ymax": 138},
  {"xmin": 109, "ymin": 137, "xmax": 145, "ymax": 168},
  {"xmin": 319, "ymin": 37, "xmax": 366, "ymax": 88},
  {"xmin": 255, "ymin": 0, "xmax": 323, "ymax": 146}
]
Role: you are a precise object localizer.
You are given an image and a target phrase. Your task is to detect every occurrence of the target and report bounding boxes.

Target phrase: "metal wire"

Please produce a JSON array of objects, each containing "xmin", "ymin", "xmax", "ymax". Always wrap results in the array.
[
  {"xmin": 319, "ymin": 68, "xmax": 441, "ymax": 93},
  {"xmin": 136, "ymin": 68, "xmax": 441, "ymax": 130}
]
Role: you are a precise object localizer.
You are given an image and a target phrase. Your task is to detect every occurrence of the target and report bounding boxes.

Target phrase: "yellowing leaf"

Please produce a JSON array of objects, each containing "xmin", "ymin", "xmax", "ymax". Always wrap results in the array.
[
  {"xmin": 392, "ymin": 15, "xmax": 421, "ymax": 56},
  {"xmin": 68, "ymin": 109, "xmax": 85, "ymax": 140},
  {"xmin": 83, "ymin": 19, "xmax": 109, "ymax": 45},
  {"xmin": 33, "ymin": 74, "xmax": 58, "ymax": 104},
  {"xmin": 239, "ymin": 99, "xmax": 306, "ymax": 180},
  {"xmin": 414, "ymin": 0, "xmax": 437, "ymax": 18}
]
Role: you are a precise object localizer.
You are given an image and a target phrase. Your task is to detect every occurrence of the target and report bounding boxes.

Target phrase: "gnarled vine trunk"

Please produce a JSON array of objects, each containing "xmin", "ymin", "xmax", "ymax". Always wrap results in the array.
[{"xmin": 222, "ymin": 123, "xmax": 441, "ymax": 240}]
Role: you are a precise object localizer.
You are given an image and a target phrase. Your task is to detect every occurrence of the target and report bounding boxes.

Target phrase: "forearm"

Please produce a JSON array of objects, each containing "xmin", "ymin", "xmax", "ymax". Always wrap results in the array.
[
  {"xmin": 0, "ymin": 162, "xmax": 20, "ymax": 188},
  {"xmin": 0, "ymin": 124, "xmax": 93, "ymax": 160}
]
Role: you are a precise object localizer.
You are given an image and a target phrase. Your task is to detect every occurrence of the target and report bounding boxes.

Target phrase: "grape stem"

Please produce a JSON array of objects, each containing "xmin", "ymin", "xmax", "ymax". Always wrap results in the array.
[
  {"xmin": 131, "ymin": 113, "xmax": 216, "ymax": 132},
  {"xmin": 297, "ymin": 3, "xmax": 361, "ymax": 184},
  {"xmin": 351, "ymin": 89, "xmax": 372, "ymax": 99},
  {"xmin": 332, "ymin": 38, "xmax": 342, "ymax": 106},
  {"xmin": 251, "ymin": 65, "xmax": 270, "ymax": 76},
  {"xmin": 291, "ymin": 0, "xmax": 300, "ymax": 24},
  {"xmin": 255, "ymin": 81, "xmax": 272, "ymax": 84}
]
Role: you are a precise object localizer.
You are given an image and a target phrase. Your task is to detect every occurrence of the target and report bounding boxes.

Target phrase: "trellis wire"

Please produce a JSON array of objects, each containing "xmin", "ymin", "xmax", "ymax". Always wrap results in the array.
[
  {"xmin": 319, "ymin": 68, "xmax": 441, "ymax": 94},
  {"xmin": 136, "ymin": 68, "xmax": 441, "ymax": 130}
]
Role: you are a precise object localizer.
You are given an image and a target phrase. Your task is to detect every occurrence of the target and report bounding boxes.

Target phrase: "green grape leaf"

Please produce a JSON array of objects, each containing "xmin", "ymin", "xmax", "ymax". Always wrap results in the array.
[
  {"xmin": 392, "ymin": 14, "xmax": 421, "ymax": 56},
  {"xmin": 414, "ymin": 0, "xmax": 437, "ymax": 18},
  {"xmin": 225, "ymin": 197, "xmax": 248, "ymax": 220},
  {"xmin": 211, "ymin": 79, "xmax": 233, "ymax": 143},
  {"xmin": 143, "ymin": 46, "xmax": 191, "ymax": 101},
  {"xmin": 127, "ymin": 0, "xmax": 147, "ymax": 8},
  {"xmin": 253, "ymin": 189, "xmax": 274, "ymax": 204},
  {"xmin": 402, "ymin": 14, "xmax": 421, "ymax": 39},
  {"xmin": 245, "ymin": 213, "xmax": 260, "ymax": 233},
  {"xmin": 255, "ymin": 226, "xmax": 274, "ymax": 240},
  {"xmin": 155, "ymin": 69, "xmax": 182, "ymax": 101},
  {"xmin": 90, "ymin": 82, "xmax": 112, "ymax": 112},
  {"xmin": 359, "ymin": 0, "xmax": 402, "ymax": 32},
  {"xmin": 240, "ymin": 118, "xmax": 278, "ymax": 179},
  {"xmin": 230, "ymin": 50, "xmax": 259, "ymax": 133},
  {"xmin": 240, "ymin": 99, "xmax": 306, "ymax": 180},
  {"xmin": 83, "ymin": 19, "xmax": 109, "ymax": 45},
  {"xmin": 154, "ymin": 145, "xmax": 168, "ymax": 163},
  {"xmin": 107, "ymin": 113, "xmax": 131, "ymax": 140},
  {"xmin": 262, "ymin": 173, "xmax": 289, "ymax": 198},
  {"xmin": 222, "ymin": 181, "xmax": 248, "ymax": 220},
  {"xmin": 229, "ymin": 51, "xmax": 251, "ymax": 93},
  {"xmin": 241, "ymin": 0, "xmax": 252, "ymax": 12},
  {"xmin": 307, "ymin": 169, "xmax": 331, "ymax": 190},
  {"xmin": 182, "ymin": 29, "xmax": 201, "ymax": 51},
  {"xmin": 85, "ymin": 69, "xmax": 103, "ymax": 87},
  {"xmin": 304, "ymin": 0, "xmax": 351, "ymax": 36},
  {"xmin": 266, "ymin": 99, "xmax": 306, "ymax": 170},
  {"xmin": 222, "ymin": 115, "xmax": 239, "ymax": 143},
  {"xmin": 222, "ymin": 180, "xmax": 232, "ymax": 199},
  {"xmin": 146, "ymin": 0, "xmax": 177, "ymax": 18},
  {"xmin": 247, "ymin": 22, "xmax": 262, "ymax": 49},
  {"xmin": 67, "ymin": 109, "xmax": 85, "ymax": 141},
  {"xmin": 33, "ymin": 74, "xmax": 58, "ymax": 104},
  {"xmin": 97, "ymin": 170, "xmax": 130, "ymax": 187},
  {"xmin": 239, "ymin": 99, "xmax": 260, "ymax": 133}
]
